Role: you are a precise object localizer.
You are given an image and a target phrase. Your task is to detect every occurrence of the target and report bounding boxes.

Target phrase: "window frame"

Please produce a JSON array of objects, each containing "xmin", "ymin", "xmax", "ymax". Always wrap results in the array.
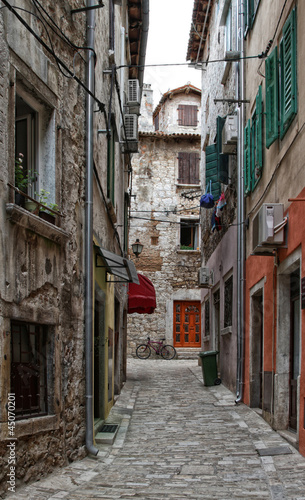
[
  {"xmin": 15, "ymin": 84, "xmax": 56, "ymax": 206},
  {"xmin": 179, "ymin": 218, "xmax": 199, "ymax": 251}
]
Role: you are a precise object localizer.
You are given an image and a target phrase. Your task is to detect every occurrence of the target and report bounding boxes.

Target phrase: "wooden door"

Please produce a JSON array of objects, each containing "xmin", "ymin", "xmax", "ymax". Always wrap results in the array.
[{"xmin": 174, "ymin": 301, "xmax": 201, "ymax": 347}]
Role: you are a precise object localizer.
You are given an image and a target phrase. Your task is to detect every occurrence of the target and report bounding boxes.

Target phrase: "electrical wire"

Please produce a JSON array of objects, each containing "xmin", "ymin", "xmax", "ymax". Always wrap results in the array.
[{"xmin": 1, "ymin": 0, "xmax": 106, "ymax": 115}]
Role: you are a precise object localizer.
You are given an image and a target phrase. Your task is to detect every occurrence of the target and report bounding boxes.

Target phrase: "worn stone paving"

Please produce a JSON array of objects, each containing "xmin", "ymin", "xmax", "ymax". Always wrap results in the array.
[{"xmin": 5, "ymin": 359, "xmax": 305, "ymax": 499}]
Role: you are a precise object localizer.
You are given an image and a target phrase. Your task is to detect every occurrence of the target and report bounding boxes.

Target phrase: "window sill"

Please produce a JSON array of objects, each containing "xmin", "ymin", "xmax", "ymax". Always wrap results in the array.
[
  {"xmin": 177, "ymin": 249, "xmax": 200, "ymax": 254},
  {"xmin": 0, "ymin": 414, "xmax": 60, "ymax": 439},
  {"xmin": 176, "ymin": 183, "xmax": 200, "ymax": 188},
  {"xmin": 221, "ymin": 326, "xmax": 232, "ymax": 336},
  {"xmin": 6, "ymin": 203, "xmax": 69, "ymax": 245}
]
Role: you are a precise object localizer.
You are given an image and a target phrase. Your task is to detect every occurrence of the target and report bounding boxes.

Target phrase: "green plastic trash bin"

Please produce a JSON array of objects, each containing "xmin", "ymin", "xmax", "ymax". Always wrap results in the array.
[{"xmin": 199, "ymin": 351, "xmax": 221, "ymax": 386}]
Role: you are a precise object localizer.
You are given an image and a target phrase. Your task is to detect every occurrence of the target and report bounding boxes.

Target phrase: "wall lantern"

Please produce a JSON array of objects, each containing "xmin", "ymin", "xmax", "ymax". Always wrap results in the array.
[{"xmin": 131, "ymin": 238, "xmax": 143, "ymax": 258}]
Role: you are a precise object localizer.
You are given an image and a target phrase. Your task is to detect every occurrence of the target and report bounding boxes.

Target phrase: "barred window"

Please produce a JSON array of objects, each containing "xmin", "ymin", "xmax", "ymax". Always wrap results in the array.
[
  {"xmin": 11, "ymin": 321, "xmax": 53, "ymax": 419},
  {"xmin": 224, "ymin": 275, "xmax": 233, "ymax": 328},
  {"xmin": 205, "ymin": 299, "xmax": 210, "ymax": 336}
]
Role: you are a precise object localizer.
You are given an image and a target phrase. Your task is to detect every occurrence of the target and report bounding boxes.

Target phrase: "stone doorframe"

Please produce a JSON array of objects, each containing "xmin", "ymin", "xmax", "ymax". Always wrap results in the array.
[
  {"xmin": 274, "ymin": 247, "xmax": 301, "ymax": 436},
  {"xmin": 166, "ymin": 289, "xmax": 201, "ymax": 345}
]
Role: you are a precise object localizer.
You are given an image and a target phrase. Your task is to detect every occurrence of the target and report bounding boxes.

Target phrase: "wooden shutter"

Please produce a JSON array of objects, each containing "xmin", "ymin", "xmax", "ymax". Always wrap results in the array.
[
  {"xmin": 178, "ymin": 152, "xmax": 199, "ymax": 184},
  {"xmin": 205, "ymin": 144, "xmax": 220, "ymax": 200},
  {"xmin": 265, "ymin": 47, "xmax": 278, "ymax": 148},
  {"xmin": 178, "ymin": 105, "xmax": 198, "ymax": 126},
  {"xmin": 280, "ymin": 8, "xmax": 297, "ymax": 139},
  {"xmin": 216, "ymin": 116, "xmax": 229, "ymax": 184},
  {"xmin": 178, "ymin": 152, "xmax": 189, "ymax": 183},
  {"xmin": 189, "ymin": 152, "xmax": 199, "ymax": 184},
  {"xmin": 244, "ymin": 119, "xmax": 251, "ymax": 196}
]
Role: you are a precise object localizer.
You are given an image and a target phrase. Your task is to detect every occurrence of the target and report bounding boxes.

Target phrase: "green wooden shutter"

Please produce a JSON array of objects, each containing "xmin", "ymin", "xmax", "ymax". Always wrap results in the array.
[
  {"xmin": 265, "ymin": 47, "xmax": 278, "ymax": 148},
  {"xmin": 244, "ymin": 119, "xmax": 251, "ymax": 196},
  {"xmin": 254, "ymin": 85, "xmax": 263, "ymax": 184},
  {"xmin": 280, "ymin": 8, "xmax": 297, "ymax": 139},
  {"xmin": 216, "ymin": 116, "xmax": 229, "ymax": 184},
  {"xmin": 205, "ymin": 144, "xmax": 221, "ymax": 200}
]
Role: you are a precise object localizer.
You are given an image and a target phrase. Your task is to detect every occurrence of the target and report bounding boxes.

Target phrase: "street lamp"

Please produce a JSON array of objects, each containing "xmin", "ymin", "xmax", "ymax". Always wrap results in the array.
[{"xmin": 131, "ymin": 238, "xmax": 143, "ymax": 258}]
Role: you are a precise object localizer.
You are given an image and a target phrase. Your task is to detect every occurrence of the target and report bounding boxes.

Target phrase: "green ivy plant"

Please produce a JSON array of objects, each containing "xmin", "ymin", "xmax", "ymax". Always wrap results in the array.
[{"xmin": 15, "ymin": 153, "xmax": 37, "ymax": 191}]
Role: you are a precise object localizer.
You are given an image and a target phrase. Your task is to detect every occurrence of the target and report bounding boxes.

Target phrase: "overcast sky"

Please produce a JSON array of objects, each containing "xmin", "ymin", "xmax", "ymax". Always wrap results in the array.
[{"xmin": 144, "ymin": 0, "xmax": 202, "ymax": 106}]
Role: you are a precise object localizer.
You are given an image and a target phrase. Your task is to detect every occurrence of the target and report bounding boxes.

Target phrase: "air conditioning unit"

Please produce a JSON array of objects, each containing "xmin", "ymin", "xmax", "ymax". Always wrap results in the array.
[
  {"xmin": 222, "ymin": 114, "xmax": 238, "ymax": 154},
  {"xmin": 198, "ymin": 267, "xmax": 214, "ymax": 288},
  {"xmin": 252, "ymin": 203, "xmax": 285, "ymax": 254},
  {"xmin": 127, "ymin": 79, "xmax": 140, "ymax": 106},
  {"xmin": 124, "ymin": 114, "xmax": 138, "ymax": 141}
]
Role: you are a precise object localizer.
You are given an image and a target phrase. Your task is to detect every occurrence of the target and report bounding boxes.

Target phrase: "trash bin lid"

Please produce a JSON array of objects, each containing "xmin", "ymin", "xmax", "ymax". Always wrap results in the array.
[{"xmin": 199, "ymin": 350, "xmax": 219, "ymax": 357}]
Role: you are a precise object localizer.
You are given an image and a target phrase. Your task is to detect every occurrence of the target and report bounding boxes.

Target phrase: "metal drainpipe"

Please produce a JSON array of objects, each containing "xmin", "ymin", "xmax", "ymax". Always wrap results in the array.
[
  {"xmin": 85, "ymin": 0, "xmax": 99, "ymax": 456},
  {"xmin": 236, "ymin": 0, "xmax": 245, "ymax": 404},
  {"xmin": 137, "ymin": 0, "xmax": 149, "ymax": 93}
]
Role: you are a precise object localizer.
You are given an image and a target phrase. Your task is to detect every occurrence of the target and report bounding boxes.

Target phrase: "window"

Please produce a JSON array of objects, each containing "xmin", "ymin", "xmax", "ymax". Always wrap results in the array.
[
  {"xmin": 245, "ymin": 0, "xmax": 261, "ymax": 32},
  {"xmin": 107, "ymin": 127, "xmax": 115, "ymax": 205},
  {"xmin": 224, "ymin": 275, "xmax": 233, "ymax": 328},
  {"xmin": 225, "ymin": 3, "xmax": 232, "ymax": 52},
  {"xmin": 109, "ymin": 0, "xmax": 115, "ymax": 51},
  {"xmin": 205, "ymin": 299, "xmax": 210, "ymax": 336},
  {"xmin": 180, "ymin": 218, "xmax": 199, "ymax": 250},
  {"xmin": 154, "ymin": 113, "xmax": 159, "ymax": 131},
  {"xmin": 244, "ymin": 86, "xmax": 263, "ymax": 194},
  {"xmin": 11, "ymin": 321, "xmax": 53, "ymax": 419},
  {"xmin": 15, "ymin": 86, "xmax": 56, "ymax": 206},
  {"xmin": 177, "ymin": 105, "xmax": 198, "ymax": 126},
  {"xmin": 265, "ymin": 8, "xmax": 297, "ymax": 146},
  {"xmin": 177, "ymin": 152, "xmax": 199, "ymax": 185}
]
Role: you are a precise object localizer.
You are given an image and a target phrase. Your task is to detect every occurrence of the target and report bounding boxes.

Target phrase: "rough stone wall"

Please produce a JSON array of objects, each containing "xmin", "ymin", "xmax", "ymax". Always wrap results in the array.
[
  {"xmin": 0, "ymin": 1, "xmax": 88, "ymax": 494},
  {"xmin": 127, "ymin": 88, "xmax": 202, "ymax": 356}
]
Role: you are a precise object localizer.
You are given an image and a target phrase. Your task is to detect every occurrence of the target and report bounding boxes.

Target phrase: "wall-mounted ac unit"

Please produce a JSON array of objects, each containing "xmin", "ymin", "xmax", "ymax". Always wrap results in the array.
[
  {"xmin": 252, "ymin": 203, "xmax": 285, "ymax": 254},
  {"xmin": 198, "ymin": 267, "xmax": 214, "ymax": 288},
  {"xmin": 127, "ymin": 79, "xmax": 140, "ymax": 106},
  {"xmin": 222, "ymin": 114, "xmax": 238, "ymax": 154},
  {"xmin": 124, "ymin": 114, "xmax": 138, "ymax": 141}
]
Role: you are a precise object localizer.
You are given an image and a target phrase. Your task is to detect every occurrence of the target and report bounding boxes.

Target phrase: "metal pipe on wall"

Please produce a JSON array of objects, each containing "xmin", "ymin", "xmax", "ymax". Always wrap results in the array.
[
  {"xmin": 236, "ymin": 0, "xmax": 245, "ymax": 404},
  {"xmin": 85, "ymin": 0, "xmax": 99, "ymax": 456}
]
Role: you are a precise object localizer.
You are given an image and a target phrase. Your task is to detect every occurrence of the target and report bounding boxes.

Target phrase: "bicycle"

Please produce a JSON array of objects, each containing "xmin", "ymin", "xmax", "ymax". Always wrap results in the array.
[{"xmin": 136, "ymin": 337, "xmax": 176, "ymax": 360}]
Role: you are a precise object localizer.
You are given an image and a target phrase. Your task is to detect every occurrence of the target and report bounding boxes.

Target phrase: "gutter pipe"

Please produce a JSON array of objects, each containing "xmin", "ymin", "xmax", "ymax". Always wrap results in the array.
[
  {"xmin": 85, "ymin": 0, "xmax": 99, "ymax": 456},
  {"xmin": 137, "ymin": 0, "xmax": 149, "ymax": 93},
  {"xmin": 236, "ymin": 0, "xmax": 245, "ymax": 404}
]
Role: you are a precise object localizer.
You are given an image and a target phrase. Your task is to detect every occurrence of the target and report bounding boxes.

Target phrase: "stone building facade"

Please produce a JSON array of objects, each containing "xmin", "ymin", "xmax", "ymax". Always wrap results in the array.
[
  {"xmin": 188, "ymin": 0, "xmax": 305, "ymax": 457},
  {"xmin": 187, "ymin": 0, "xmax": 239, "ymax": 392},
  {"xmin": 128, "ymin": 84, "xmax": 202, "ymax": 357},
  {"xmin": 0, "ymin": 0, "xmax": 148, "ymax": 493}
]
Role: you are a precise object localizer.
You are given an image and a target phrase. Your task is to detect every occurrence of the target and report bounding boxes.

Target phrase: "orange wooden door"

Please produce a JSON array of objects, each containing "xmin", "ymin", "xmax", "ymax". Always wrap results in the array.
[{"xmin": 174, "ymin": 301, "xmax": 201, "ymax": 347}]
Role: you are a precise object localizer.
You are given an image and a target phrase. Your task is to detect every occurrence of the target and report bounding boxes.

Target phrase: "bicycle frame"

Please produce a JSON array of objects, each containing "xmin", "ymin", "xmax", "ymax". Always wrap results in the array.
[{"xmin": 146, "ymin": 337, "xmax": 165, "ymax": 354}]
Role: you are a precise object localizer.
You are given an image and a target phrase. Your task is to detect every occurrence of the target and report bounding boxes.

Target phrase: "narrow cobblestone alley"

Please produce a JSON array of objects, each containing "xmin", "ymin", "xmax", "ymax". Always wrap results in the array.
[{"xmin": 6, "ymin": 360, "xmax": 305, "ymax": 500}]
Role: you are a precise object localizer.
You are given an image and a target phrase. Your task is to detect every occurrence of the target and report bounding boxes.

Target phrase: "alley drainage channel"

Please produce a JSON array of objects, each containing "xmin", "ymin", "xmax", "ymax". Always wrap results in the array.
[{"xmin": 96, "ymin": 424, "xmax": 119, "ymax": 445}]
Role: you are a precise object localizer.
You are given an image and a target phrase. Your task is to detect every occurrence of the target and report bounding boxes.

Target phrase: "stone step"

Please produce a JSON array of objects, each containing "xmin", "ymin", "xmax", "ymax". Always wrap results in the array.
[{"xmin": 175, "ymin": 348, "xmax": 201, "ymax": 360}]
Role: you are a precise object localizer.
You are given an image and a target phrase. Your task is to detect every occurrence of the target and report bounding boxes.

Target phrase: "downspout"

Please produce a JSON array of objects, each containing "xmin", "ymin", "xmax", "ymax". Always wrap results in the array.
[
  {"xmin": 85, "ymin": 0, "xmax": 99, "ymax": 455},
  {"xmin": 137, "ymin": 0, "xmax": 149, "ymax": 93},
  {"xmin": 236, "ymin": 0, "xmax": 245, "ymax": 404}
]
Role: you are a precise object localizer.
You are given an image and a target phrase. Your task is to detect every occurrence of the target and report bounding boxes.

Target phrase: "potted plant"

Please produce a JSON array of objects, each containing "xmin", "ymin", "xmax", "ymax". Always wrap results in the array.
[
  {"xmin": 37, "ymin": 189, "xmax": 58, "ymax": 224},
  {"xmin": 15, "ymin": 153, "xmax": 38, "ymax": 212}
]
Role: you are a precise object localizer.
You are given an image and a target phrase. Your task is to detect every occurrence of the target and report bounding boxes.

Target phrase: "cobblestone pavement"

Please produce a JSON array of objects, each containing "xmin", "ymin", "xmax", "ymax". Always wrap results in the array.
[{"xmin": 6, "ymin": 359, "xmax": 305, "ymax": 500}]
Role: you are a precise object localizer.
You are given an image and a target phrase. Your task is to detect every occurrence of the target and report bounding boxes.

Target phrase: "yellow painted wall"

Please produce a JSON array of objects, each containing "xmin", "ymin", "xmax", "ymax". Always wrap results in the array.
[{"xmin": 93, "ymin": 245, "xmax": 115, "ymax": 420}]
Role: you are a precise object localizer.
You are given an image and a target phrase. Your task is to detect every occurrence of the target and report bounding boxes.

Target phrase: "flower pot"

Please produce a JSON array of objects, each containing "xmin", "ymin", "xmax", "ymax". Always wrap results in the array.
[
  {"xmin": 39, "ymin": 211, "xmax": 56, "ymax": 224},
  {"xmin": 25, "ymin": 200, "xmax": 39, "ymax": 214}
]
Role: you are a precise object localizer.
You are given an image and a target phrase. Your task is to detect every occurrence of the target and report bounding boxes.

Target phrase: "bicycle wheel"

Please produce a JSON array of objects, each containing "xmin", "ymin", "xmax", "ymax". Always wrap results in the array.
[
  {"xmin": 136, "ymin": 344, "xmax": 151, "ymax": 359},
  {"xmin": 160, "ymin": 345, "xmax": 176, "ymax": 360}
]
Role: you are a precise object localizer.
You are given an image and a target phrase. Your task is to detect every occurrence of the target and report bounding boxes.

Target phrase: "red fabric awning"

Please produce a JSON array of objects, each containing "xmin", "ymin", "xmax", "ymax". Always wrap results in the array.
[{"xmin": 128, "ymin": 274, "xmax": 156, "ymax": 314}]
